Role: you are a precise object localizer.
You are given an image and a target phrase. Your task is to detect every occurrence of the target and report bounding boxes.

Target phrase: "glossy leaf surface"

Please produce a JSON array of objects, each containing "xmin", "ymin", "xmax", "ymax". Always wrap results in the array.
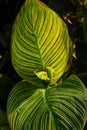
[
  {"xmin": 7, "ymin": 75, "xmax": 87, "ymax": 130},
  {"xmin": 11, "ymin": 0, "xmax": 71, "ymax": 87}
]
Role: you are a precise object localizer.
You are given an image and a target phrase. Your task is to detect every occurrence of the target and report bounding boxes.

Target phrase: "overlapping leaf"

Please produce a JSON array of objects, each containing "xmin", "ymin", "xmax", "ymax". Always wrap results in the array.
[
  {"xmin": 7, "ymin": 75, "xmax": 87, "ymax": 130},
  {"xmin": 11, "ymin": 0, "xmax": 71, "ymax": 87}
]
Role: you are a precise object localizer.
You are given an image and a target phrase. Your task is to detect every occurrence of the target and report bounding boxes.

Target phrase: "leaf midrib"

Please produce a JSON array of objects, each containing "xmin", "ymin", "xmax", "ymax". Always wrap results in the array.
[
  {"xmin": 34, "ymin": 33, "xmax": 45, "ymax": 69},
  {"xmin": 42, "ymin": 88, "xmax": 57, "ymax": 128}
]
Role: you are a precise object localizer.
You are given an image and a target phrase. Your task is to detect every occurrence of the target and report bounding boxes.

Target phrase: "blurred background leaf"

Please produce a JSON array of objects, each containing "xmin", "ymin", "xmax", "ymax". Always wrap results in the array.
[
  {"xmin": 0, "ymin": 109, "xmax": 11, "ymax": 130},
  {"xmin": 0, "ymin": 74, "xmax": 13, "ymax": 110}
]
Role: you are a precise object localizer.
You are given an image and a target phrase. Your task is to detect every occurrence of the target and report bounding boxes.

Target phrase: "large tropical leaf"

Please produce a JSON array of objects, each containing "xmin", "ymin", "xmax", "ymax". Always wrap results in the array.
[
  {"xmin": 7, "ymin": 75, "xmax": 87, "ymax": 130},
  {"xmin": 0, "ymin": 109, "xmax": 10, "ymax": 130},
  {"xmin": 11, "ymin": 0, "xmax": 71, "ymax": 87}
]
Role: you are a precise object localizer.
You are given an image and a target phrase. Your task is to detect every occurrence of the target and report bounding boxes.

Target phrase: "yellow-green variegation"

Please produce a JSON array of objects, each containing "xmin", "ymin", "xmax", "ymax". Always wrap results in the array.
[
  {"xmin": 7, "ymin": 75, "xmax": 87, "ymax": 130},
  {"xmin": 11, "ymin": 0, "xmax": 72, "ymax": 87}
]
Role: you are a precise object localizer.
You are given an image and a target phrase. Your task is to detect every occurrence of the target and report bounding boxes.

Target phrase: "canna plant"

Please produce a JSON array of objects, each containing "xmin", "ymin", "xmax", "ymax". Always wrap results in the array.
[
  {"xmin": 5, "ymin": 0, "xmax": 87, "ymax": 129},
  {"xmin": 7, "ymin": 75, "xmax": 87, "ymax": 130},
  {"xmin": 11, "ymin": 0, "xmax": 71, "ymax": 87}
]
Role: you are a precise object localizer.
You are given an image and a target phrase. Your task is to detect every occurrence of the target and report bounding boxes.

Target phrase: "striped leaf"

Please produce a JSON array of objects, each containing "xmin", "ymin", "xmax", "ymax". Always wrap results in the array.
[
  {"xmin": 11, "ymin": 0, "xmax": 72, "ymax": 87},
  {"xmin": 7, "ymin": 75, "xmax": 87, "ymax": 130},
  {"xmin": 0, "ymin": 109, "xmax": 10, "ymax": 130}
]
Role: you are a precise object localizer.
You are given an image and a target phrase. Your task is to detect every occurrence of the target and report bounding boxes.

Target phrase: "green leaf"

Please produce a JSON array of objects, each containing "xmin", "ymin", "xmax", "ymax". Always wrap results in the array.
[
  {"xmin": 7, "ymin": 75, "xmax": 87, "ymax": 130},
  {"xmin": 34, "ymin": 67, "xmax": 55, "ymax": 81},
  {"xmin": 0, "ymin": 109, "xmax": 10, "ymax": 130},
  {"xmin": 11, "ymin": 0, "xmax": 71, "ymax": 87},
  {"xmin": 34, "ymin": 71, "xmax": 50, "ymax": 81}
]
